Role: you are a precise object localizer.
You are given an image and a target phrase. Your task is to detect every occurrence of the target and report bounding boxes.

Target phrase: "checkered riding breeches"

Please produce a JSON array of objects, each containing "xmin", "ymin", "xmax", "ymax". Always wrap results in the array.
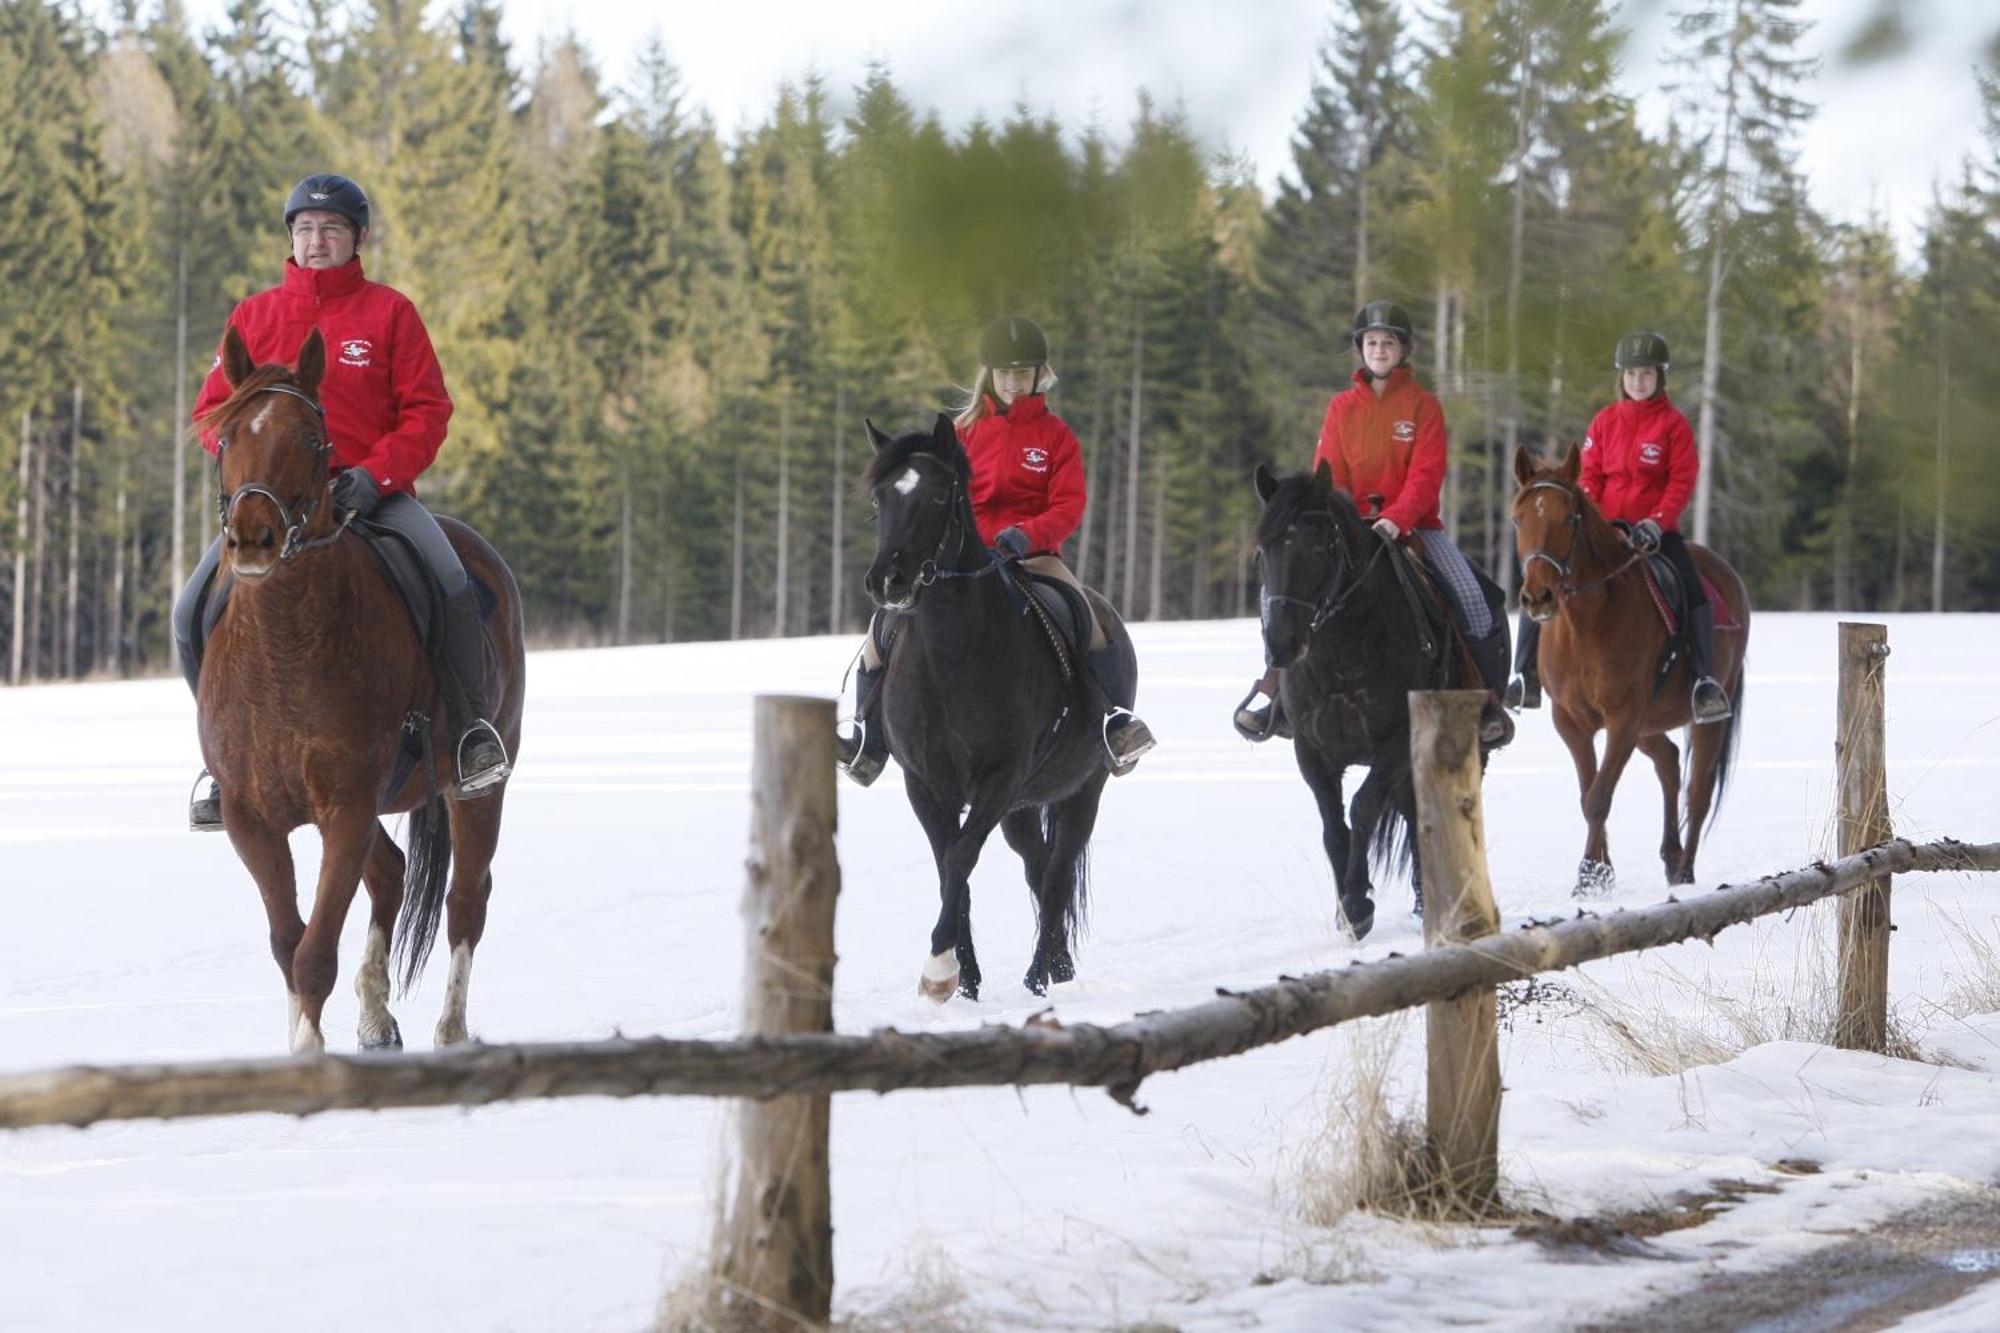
[{"xmin": 1412, "ymin": 528, "xmax": 1493, "ymax": 639}]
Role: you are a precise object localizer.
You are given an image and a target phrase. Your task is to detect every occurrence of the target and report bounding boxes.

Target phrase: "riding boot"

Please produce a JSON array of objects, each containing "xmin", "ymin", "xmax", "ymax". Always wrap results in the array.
[
  {"xmin": 1470, "ymin": 623, "xmax": 1515, "ymax": 748},
  {"xmin": 836, "ymin": 664, "xmax": 890, "ymax": 787},
  {"xmin": 188, "ymin": 771, "xmax": 223, "ymax": 832},
  {"xmin": 1232, "ymin": 668, "xmax": 1288, "ymax": 742},
  {"xmin": 1686, "ymin": 602, "xmax": 1732, "ymax": 725},
  {"xmin": 1085, "ymin": 646, "xmax": 1156, "ymax": 773},
  {"xmin": 440, "ymin": 585, "xmax": 511, "ymax": 795},
  {"xmin": 1505, "ymin": 612, "xmax": 1542, "ymax": 710}
]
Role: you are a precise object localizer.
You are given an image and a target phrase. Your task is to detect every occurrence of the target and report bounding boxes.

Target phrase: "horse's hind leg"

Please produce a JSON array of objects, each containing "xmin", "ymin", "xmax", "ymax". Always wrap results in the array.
[
  {"xmin": 355, "ymin": 821, "xmax": 406, "ymax": 1050},
  {"xmin": 1022, "ymin": 777, "xmax": 1106, "ymax": 995},
  {"xmin": 1001, "ymin": 808, "xmax": 1057, "ymax": 993},
  {"xmin": 292, "ymin": 806, "xmax": 379, "ymax": 1053},
  {"xmin": 228, "ymin": 818, "xmax": 304, "ymax": 1045},
  {"xmin": 1637, "ymin": 733, "xmax": 1686, "ymax": 885},
  {"xmin": 1678, "ymin": 721, "xmax": 1727, "ymax": 884},
  {"xmin": 435, "ymin": 792, "xmax": 504, "ymax": 1046}
]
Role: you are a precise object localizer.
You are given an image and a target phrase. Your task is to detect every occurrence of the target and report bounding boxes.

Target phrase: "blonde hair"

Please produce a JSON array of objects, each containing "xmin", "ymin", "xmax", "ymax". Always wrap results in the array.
[{"xmin": 953, "ymin": 363, "xmax": 1060, "ymax": 432}]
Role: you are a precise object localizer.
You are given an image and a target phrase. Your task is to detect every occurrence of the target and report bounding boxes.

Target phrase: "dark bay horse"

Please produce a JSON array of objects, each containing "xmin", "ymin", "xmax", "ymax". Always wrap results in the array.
[
  {"xmin": 862, "ymin": 414, "xmax": 1132, "ymax": 1002},
  {"xmin": 199, "ymin": 326, "xmax": 525, "ymax": 1052},
  {"xmin": 1253, "ymin": 462, "xmax": 1490, "ymax": 941},
  {"xmin": 1510, "ymin": 444, "xmax": 1749, "ymax": 894}
]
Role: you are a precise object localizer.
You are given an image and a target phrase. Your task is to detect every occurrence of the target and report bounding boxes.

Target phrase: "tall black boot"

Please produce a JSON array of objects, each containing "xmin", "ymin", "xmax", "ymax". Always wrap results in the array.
[
  {"xmin": 1085, "ymin": 646, "xmax": 1155, "ymax": 773},
  {"xmin": 1470, "ymin": 623, "xmax": 1514, "ymax": 748},
  {"xmin": 1686, "ymin": 602, "xmax": 1732, "ymax": 724},
  {"xmin": 1505, "ymin": 612, "xmax": 1542, "ymax": 710},
  {"xmin": 440, "ymin": 585, "xmax": 510, "ymax": 794},
  {"xmin": 836, "ymin": 663, "xmax": 889, "ymax": 787}
]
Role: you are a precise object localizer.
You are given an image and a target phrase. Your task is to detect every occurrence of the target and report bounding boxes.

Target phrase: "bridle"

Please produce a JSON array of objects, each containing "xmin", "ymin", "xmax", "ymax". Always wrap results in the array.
[
  {"xmin": 214, "ymin": 382, "xmax": 351, "ymax": 563},
  {"xmin": 1262, "ymin": 508, "xmax": 1391, "ymax": 633},
  {"xmin": 1516, "ymin": 478, "xmax": 1641, "ymax": 600},
  {"xmin": 879, "ymin": 453, "xmax": 1008, "ymax": 592}
]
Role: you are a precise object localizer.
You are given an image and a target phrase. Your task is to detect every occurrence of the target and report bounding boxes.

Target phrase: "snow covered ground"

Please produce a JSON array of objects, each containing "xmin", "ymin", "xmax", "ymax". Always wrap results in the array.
[{"xmin": 2, "ymin": 612, "xmax": 1998, "ymax": 1330}]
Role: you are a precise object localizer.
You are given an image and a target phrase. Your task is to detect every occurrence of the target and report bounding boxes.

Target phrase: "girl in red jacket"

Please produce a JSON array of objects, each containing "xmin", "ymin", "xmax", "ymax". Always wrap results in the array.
[
  {"xmin": 836, "ymin": 317, "xmax": 1155, "ymax": 785},
  {"xmin": 1235, "ymin": 301, "xmax": 1512, "ymax": 746},
  {"xmin": 1506, "ymin": 331, "xmax": 1731, "ymax": 723}
]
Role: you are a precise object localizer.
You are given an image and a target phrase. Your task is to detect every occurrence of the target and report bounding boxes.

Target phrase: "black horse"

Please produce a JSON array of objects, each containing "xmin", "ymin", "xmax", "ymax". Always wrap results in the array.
[
  {"xmin": 1253, "ymin": 461, "xmax": 1495, "ymax": 941},
  {"xmin": 862, "ymin": 414, "xmax": 1135, "ymax": 1002}
]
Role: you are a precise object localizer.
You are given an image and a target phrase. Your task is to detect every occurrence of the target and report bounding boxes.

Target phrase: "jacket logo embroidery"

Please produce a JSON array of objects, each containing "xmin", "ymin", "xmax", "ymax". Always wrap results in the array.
[
  {"xmin": 1022, "ymin": 446, "xmax": 1049, "ymax": 472},
  {"xmin": 1392, "ymin": 419, "xmax": 1416, "ymax": 442},
  {"xmin": 338, "ymin": 338, "xmax": 373, "ymax": 368},
  {"xmin": 1639, "ymin": 441, "xmax": 1663, "ymax": 464}
]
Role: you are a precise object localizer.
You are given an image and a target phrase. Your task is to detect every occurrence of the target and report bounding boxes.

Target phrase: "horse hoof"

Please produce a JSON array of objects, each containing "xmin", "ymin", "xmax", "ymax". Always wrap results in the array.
[
  {"xmin": 919, "ymin": 952, "xmax": 958, "ymax": 1004},
  {"xmin": 359, "ymin": 1017, "xmax": 403, "ymax": 1052},
  {"xmin": 434, "ymin": 1019, "xmax": 469, "ymax": 1047},
  {"xmin": 1023, "ymin": 968, "xmax": 1048, "ymax": 997},
  {"xmin": 1574, "ymin": 859, "xmax": 1616, "ymax": 898},
  {"xmin": 1048, "ymin": 953, "xmax": 1076, "ymax": 985},
  {"xmin": 1339, "ymin": 900, "xmax": 1375, "ymax": 943}
]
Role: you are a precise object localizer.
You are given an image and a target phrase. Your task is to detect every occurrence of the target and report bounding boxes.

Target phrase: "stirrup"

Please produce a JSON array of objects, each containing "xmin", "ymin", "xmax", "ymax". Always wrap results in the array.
[
  {"xmin": 1505, "ymin": 675, "xmax": 1541, "ymax": 711},
  {"xmin": 455, "ymin": 720, "xmax": 512, "ymax": 796},
  {"xmin": 837, "ymin": 720, "xmax": 887, "ymax": 787},
  {"xmin": 1104, "ymin": 709, "xmax": 1155, "ymax": 773},
  {"xmin": 1690, "ymin": 678, "xmax": 1732, "ymax": 725},
  {"xmin": 188, "ymin": 771, "xmax": 224, "ymax": 833},
  {"xmin": 1232, "ymin": 683, "xmax": 1278, "ymax": 742},
  {"xmin": 1479, "ymin": 701, "xmax": 1515, "ymax": 749}
]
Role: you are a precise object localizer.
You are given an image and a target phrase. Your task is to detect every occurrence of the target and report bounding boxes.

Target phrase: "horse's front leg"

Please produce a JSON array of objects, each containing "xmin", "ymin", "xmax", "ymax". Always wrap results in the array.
[
  {"xmin": 903, "ymin": 778, "xmax": 972, "ymax": 1001},
  {"xmin": 919, "ymin": 782, "xmax": 1011, "ymax": 1003},
  {"xmin": 226, "ymin": 814, "xmax": 303, "ymax": 1045},
  {"xmin": 1576, "ymin": 722, "xmax": 1642, "ymax": 898},
  {"xmin": 355, "ymin": 821, "xmax": 406, "ymax": 1051},
  {"xmin": 290, "ymin": 806, "xmax": 378, "ymax": 1053}
]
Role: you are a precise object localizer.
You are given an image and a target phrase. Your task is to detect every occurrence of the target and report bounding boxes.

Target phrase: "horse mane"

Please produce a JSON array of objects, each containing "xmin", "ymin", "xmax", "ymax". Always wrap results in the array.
[
  {"xmin": 1255, "ymin": 471, "xmax": 1363, "ymax": 546},
  {"xmin": 865, "ymin": 423, "xmax": 972, "ymax": 490},
  {"xmin": 196, "ymin": 364, "xmax": 306, "ymax": 439}
]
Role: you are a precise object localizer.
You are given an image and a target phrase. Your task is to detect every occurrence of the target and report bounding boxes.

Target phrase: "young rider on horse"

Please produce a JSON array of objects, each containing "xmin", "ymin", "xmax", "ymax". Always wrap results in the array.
[
  {"xmin": 1506, "ymin": 330, "xmax": 1732, "ymax": 724},
  {"xmin": 174, "ymin": 172, "xmax": 510, "ymax": 830},
  {"xmin": 835, "ymin": 316, "xmax": 1157, "ymax": 785},
  {"xmin": 1235, "ymin": 300, "xmax": 1512, "ymax": 746}
]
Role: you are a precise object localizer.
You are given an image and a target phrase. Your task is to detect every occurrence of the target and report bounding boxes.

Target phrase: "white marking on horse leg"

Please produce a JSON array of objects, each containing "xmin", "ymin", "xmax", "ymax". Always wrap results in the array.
[
  {"xmin": 918, "ymin": 950, "xmax": 959, "ymax": 1003},
  {"xmin": 287, "ymin": 990, "xmax": 302, "ymax": 1044},
  {"xmin": 355, "ymin": 926, "xmax": 399, "ymax": 1048},
  {"xmin": 434, "ymin": 940, "xmax": 474, "ymax": 1046},
  {"xmin": 290, "ymin": 1010, "xmax": 325, "ymax": 1055}
]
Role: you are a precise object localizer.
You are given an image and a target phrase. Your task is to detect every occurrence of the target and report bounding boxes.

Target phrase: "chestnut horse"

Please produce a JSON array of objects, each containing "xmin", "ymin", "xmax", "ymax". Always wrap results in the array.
[
  {"xmin": 198, "ymin": 326, "xmax": 525, "ymax": 1052},
  {"xmin": 1511, "ymin": 444, "xmax": 1749, "ymax": 895}
]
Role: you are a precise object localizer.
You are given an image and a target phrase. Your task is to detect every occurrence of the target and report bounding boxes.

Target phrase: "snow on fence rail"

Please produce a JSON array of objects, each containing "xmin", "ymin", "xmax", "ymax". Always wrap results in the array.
[{"xmin": 0, "ymin": 623, "xmax": 1993, "ymax": 1327}]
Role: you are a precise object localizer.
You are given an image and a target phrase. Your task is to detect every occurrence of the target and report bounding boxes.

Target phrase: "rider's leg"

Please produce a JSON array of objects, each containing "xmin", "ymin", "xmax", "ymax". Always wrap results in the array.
[
  {"xmin": 1662, "ymin": 532, "xmax": 1731, "ymax": 723},
  {"xmin": 1412, "ymin": 529, "xmax": 1511, "ymax": 746},
  {"xmin": 175, "ymin": 535, "xmax": 227, "ymax": 831},
  {"xmin": 1506, "ymin": 611, "xmax": 1543, "ymax": 709},
  {"xmin": 371, "ymin": 493, "xmax": 511, "ymax": 793},
  {"xmin": 1026, "ymin": 555, "xmax": 1156, "ymax": 770},
  {"xmin": 836, "ymin": 616, "xmax": 891, "ymax": 786}
]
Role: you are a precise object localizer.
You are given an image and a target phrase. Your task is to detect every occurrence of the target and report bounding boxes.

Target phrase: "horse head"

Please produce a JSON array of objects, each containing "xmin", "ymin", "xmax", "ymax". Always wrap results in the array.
[
  {"xmin": 1251, "ymin": 460, "xmax": 1367, "ymax": 669},
  {"xmin": 862, "ymin": 412, "xmax": 977, "ymax": 611},
  {"xmin": 1511, "ymin": 442, "xmax": 1596, "ymax": 622},
  {"xmin": 201, "ymin": 327, "xmax": 334, "ymax": 580}
]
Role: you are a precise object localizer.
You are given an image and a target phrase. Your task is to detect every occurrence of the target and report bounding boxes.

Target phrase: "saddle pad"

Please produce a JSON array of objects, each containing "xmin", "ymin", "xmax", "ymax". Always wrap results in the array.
[
  {"xmin": 1024, "ymin": 573, "xmax": 1093, "ymax": 660},
  {"xmin": 1639, "ymin": 556, "xmax": 1739, "ymax": 634}
]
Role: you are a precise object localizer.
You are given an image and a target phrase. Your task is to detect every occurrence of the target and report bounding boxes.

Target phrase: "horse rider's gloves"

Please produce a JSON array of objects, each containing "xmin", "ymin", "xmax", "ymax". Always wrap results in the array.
[
  {"xmin": 1632, "ymin": 518, "xmax": 1663, "ymax": 552},
  {"xmin": 1371, "ymin": 517, "xmax": 1401, "ymax": 541},
  {"xmin": 996, "ymin": 526, "xmax": 1030, "ymax": 559},
  {"xmin": 332, "ymin": 466, "xmax": 383, "ymax": 520}
]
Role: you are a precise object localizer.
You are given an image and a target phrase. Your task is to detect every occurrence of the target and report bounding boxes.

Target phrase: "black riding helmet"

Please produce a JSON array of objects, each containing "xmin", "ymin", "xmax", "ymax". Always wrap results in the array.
[
  {"xmin": 1614, "ymin": 330, "xmax": 1670, "ymax": 369},
  {"xmin": 980, "ymin": 316, "xmax": 1050, "ymax": 369},
  {"xmin": 1350, "ymin": 300, "xmax": 1415, "ymax": 348},
  {"xmin": 284, "ymin": 173, "xmax": 370, "ymax": 236}
]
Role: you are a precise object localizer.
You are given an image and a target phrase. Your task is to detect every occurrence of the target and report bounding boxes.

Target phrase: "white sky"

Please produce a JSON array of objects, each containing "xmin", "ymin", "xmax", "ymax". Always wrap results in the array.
[{"xmin": 126, "ymin": 0, "xmax": 1998, "ymax": 254}]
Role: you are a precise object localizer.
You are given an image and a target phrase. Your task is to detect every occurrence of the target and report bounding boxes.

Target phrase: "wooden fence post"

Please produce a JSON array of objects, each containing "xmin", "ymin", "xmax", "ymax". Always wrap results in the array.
[
  {"xmin": 1409, "ymin": 690, "xmax": 1502, "ymax": 1210},
  {"xmin": 1834, "ymin": 623, "xmax": 1892, "ymax": 1052},
  {"xmin": 716, "ymin": 695, "xmax": 840, "ymax": 1327}
]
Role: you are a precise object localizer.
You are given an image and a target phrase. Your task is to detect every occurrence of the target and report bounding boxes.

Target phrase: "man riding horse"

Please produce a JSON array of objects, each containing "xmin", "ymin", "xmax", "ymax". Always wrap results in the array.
[{"xmin": 174, "ymin": 173, "xmax": 509, "ymax": 829}]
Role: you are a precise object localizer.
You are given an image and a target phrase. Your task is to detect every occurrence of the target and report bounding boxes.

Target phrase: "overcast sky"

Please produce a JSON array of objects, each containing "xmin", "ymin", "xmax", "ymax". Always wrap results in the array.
[{"xmin": 135, "ymin": 0, "xmax": 1998, "ymax": 255}]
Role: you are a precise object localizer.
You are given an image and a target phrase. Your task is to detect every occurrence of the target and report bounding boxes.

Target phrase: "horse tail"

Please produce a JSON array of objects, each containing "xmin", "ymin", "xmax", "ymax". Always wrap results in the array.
[
  {"xmin": 1050, "ymin": 806, "xmax": 1091, "ymax": 955},
  {"xmin": 1368, "ymin": 772, "xmax": 1416, "ymax": 880},
  {"xmin": 394, "ymin": 791, "xmax": 454, "ymax": 993},
  {"xmin": 1704, "ymin": 664, "xmax": 1747, "ymax": 836}
]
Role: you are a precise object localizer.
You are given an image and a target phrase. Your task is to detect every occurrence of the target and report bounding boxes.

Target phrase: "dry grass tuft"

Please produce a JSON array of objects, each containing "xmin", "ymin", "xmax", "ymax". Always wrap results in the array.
[{"xmin": 1933, "ymin": 905, "xmax": 2000, "ymax": 1019}]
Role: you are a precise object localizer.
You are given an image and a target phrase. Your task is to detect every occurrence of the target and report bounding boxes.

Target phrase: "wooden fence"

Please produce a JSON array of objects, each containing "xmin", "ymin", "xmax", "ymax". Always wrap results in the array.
[{"xmin": 2, "ymin": 622, "xmax": 1996, "ymax": 1328}]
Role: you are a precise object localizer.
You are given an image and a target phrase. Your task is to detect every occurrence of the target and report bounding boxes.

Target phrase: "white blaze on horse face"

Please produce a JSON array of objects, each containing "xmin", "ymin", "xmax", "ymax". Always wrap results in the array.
[
  {"xmin": 434, "ymin": 940, "xmax": 474, "ymax": 1046},
  {"xmin": 894, "ymin": 467, "xmax": 921, "ymax": 496},
  {"xmin": 248, "ymin": 399, "xmax": 276, "ymax": 436}
]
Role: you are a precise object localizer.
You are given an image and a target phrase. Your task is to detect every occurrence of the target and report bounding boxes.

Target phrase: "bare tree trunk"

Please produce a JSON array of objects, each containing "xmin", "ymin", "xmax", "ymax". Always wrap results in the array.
[
  {"xmin": 1234, "ymin": 518, "xmax": 1249, "ymax": 619},
  {"xmin": 730, "ymin": 452, "xmax": 745, "ymax": 641},
  {"xmin": 64, "ymin": 383, "xmax": 82, "ymax": 678},
  {"xmin": 1931, "ymin": 333, "xmax": 1949, "ymax": 613},
  {"xmin": 1546, "ymin": 265, "xmax": 1568, "ymax": 456},
  {"xmin": 9, "ymin": 409, "xmax": 27, "ymax": 685},
  {"xmin": 1499, "ymin": 50, "xmax": 1529, "ymax": 586},
  {"xmin": 775, "ymin": 393, "xmax": 790, "ymax": 637},
  {"xmin": 27, "ymin": 420, "xmax": 47, "ymax": 680},
  {"xmin": 1833, "ymin": 250, "xmax": 1864, "ymax": 609},
  {"xmin": 108, "ymin": 465, "xmax": 127, "ymax": 676},
  {"xmin": 1146, "ymin": 457, "xmax": 1165, "ymax": 620},
  {"xmin": 615, "ymin": 463, "xmax": 632, "ymax": 645},
  {"xmin": 1692, "ymin": 1, "xmax": 1744, "ymax": 546},
  {"xmin": 1891, "ymin": 492, "xmax": 1908, "ymax": 613},
  {"xmin": 1122, "ymin": 316, "xmax": 1144, "ymax": 614},
  {"xmin": 829, "ymin": 383, "xmax": 844, "ymax": 633},
  {"xmin": 1354, "ymin": 142, "xmax": 1371, "ymax": 310},
  {"xmin": 171, "ymin": 238, "xmax": 188, "ymax": 661}
]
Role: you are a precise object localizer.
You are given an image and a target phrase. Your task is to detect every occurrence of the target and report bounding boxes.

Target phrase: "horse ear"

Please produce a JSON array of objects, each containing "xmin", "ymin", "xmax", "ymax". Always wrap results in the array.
[
  {"xmin": 864, "ymin": 418, "xmax": 892, "ymax": 452},
  {"xmin": 1253, "ymin": 461, "xmax": 1278, "ymax": 503},
  {"xmin": 932, "ymin": 411, "xmax": 956, "ymax": 450},
  {"xmin": 221, "ymin": 325, "xmax": 256, "ymax": 389},
  {"xmin": 1312, "ymin": 460, "xmax": 1335, "ymax": 496},
  {"xmin": 1560, "ymin": 441, "xmax": 1582, "ymax": 483},
  {"xmin": 296, "ymin": 329, "xmax": 326, "ymax": 396},
  {"xmin": 1513, "ymin": 444, "xmax": 1537, "ymax": 488}
]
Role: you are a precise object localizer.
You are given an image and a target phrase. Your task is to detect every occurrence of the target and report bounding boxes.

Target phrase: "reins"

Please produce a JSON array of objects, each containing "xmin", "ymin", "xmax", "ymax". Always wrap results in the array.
[{"xmin": 213, "ymin": 382, "xmax": 351, "ymax": 563}]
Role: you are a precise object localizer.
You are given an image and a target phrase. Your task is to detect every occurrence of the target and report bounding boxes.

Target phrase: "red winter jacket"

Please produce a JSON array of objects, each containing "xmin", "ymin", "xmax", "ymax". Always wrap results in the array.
[
  {"xmin": 957, "ymin": 395, "xmax": 1087, "ymax": 554},
  {"xmin": 1311, "ymin": 365, "xmax": 1448, "ymax": 532},
  {"xmin": 192, "ymin": 258, "xmax": 453, "ymax": 496},
  {"xmin": 1579, "ymin": 393, "xmax": 1697, "ymax": 530}
]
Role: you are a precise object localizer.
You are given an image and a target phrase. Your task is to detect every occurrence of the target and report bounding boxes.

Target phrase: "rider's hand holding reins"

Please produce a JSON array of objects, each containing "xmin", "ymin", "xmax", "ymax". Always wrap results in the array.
[
  {"xmin": 1371, "ymin": 517, "xmax": 1401, "ymax": 542},
  {"xmin": 332, "ymin": 466, "xmax": 382, "ymax": 520},
  {"xmin": 995, "ymin": 526, "xmax": 1030, "ymax": 560},
  {"xmin": 1631, "ymin": 518, "xmax": 1662, "ymax": 552}
]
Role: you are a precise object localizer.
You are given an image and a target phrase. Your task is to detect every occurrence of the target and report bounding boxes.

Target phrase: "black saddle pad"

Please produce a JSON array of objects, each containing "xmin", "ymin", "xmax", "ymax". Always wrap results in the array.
[
  {"xmin": 1644, "ymin": 553, "xmax": 1688, "ymax": 634},
  {"xmin": 1022, "ymin": 572, "xmax": 1094, "ymax": 660}
]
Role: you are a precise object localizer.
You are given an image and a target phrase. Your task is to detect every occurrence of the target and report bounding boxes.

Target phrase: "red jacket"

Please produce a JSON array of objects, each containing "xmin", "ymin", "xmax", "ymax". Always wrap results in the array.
[
  {"xmin": 957, "ymin": 395, "xmax": 1086, "ymax": 554},
  {"xmin": 1579, "ymin": 393, "xmax": 1697, "ymax": 530},
  {"xmin": 1311, "ymin": 366, "xmax": 1447, "ymax": 532},
  {"xmin": 192, "ymin": 258, "xmax": 452, "ymax": 495}
]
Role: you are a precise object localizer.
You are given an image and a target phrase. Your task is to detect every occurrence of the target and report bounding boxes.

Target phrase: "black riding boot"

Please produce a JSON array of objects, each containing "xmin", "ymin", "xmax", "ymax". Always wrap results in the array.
[
  {"xmin": 1687, "ymin": 602, "xmax": 1732, "ymax": 725},
  {"xmin": 1505, "ymin": 612, "xmax": 1542, "ymax": 710},
  {"xmin": 1470, "ymin": 623, "xmax": 1515, "ymax": 748},
  {"xmin": 441, "ymin": 585, "xmax": 510, "ymax": 795},
  {"xmin": 1086, "ymin": 646, "xmax": 1156, "ymax": 773},
  {"xmin": 836, "ymin": 664, "xmax": 889, "ymax": 787}
]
